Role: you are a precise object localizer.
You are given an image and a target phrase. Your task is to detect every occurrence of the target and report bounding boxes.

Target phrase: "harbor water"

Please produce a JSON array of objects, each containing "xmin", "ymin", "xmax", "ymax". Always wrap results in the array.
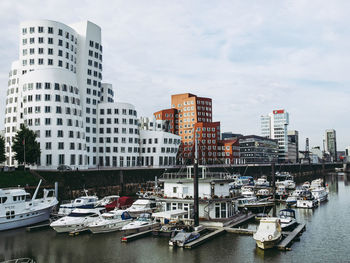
[{"xmin": 1, "ymin": 173, "xmax": 350, "ymax": 263}]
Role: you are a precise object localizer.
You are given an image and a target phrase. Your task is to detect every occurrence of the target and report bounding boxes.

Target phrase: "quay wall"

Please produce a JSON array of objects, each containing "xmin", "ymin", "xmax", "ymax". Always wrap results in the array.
[{"xmin": 0, "ymin": 163, "xmax": 341, "ymax": 200}]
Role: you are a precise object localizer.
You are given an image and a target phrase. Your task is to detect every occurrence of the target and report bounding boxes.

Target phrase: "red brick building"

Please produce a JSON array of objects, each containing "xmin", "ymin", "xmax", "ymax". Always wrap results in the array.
[{"xmin": 154, "ymin": 93, "xmax": 221, "ymax": 164}]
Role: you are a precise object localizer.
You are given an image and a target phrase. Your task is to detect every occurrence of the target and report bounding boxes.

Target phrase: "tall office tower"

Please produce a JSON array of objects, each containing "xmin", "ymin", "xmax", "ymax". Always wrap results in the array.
[
  {"xmin": 4, "ymin": 20, "xmax": 104, "ymax": 168},
  {"xmin": 260, "ymin": 109, "xmax": 289, "ymax": 163},
  {"xmin": 325, "ymin": 129, "xmax": 337, "ymax": 162}
]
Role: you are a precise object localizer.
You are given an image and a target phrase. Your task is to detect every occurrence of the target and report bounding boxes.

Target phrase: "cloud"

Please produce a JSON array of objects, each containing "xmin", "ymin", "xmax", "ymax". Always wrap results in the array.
[{"xmin": 0, "ymin": 0, "xmax": 349, "ymax": 150}]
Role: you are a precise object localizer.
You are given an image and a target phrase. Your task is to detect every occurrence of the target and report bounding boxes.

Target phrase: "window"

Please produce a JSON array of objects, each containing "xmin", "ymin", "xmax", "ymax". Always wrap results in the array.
[
  {"xmin": 48, "ymin": 27, "xmax": 53, "ymax": 34},
  {"xmin": 58, "ymin": 142, "xmax": 64, "ymax": 149}
]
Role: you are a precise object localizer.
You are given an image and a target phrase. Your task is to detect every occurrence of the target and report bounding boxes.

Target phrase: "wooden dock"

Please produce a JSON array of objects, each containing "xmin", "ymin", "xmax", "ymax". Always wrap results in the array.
[
  {"xmin": 276, "ymin": 223, "xmax": 306, "ymax": 251},
  {"xmin": 26, "ymin": 223, "xmax": 50, "ymax": 232},
  {"xmin": 223, "ymin": 227, "xmax": 255, "ymax": 235},
  {"xmin": 226, "ymin": 213, "xmax": 255, "ymax": 228},
  {"xmin": 121, "ymin": 230, "xmax": 153, "ymax": 242},
  {"xmin": 184, "ymin": 228, "xmax": 225, "ymax": 249}
]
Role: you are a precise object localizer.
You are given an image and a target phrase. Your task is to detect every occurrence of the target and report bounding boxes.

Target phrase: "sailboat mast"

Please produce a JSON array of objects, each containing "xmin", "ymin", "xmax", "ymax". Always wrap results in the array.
[{"xmin": 194, "ymin": 133, "xmax": 199, "ymax": 227}]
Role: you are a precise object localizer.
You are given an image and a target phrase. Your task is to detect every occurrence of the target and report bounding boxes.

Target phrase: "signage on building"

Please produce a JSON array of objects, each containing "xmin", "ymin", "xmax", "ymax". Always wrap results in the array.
[{"xmin": 273, "ymin": 109, "xmax": 284, "ymax": 114}]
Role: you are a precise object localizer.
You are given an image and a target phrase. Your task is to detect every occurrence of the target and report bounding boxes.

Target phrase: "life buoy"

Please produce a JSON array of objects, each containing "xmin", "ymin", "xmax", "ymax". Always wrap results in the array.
[{"xmin": 268, "ymin": 235, "xmax": 273, "ymax": 240}]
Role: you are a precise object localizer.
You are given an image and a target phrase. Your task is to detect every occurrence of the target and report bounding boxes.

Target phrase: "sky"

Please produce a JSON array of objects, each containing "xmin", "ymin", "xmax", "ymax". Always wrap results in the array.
[{"xmin": 0, "ymin": 0, "xmax": 349, "ymax": 151}]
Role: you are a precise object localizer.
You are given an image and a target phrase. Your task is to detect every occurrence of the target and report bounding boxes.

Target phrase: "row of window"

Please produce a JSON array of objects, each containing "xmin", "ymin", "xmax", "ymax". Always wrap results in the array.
[
  {"xmin": 22, "ymin": 58, "xmax": 76, "ymax": 72},
  {"xmin": 141, "ymin": 147, "xmax": 178, "ymax": 154},
  {"xmin": 23, "ymin": 94, "xmax": 80, "ymax": 106},
  {"xmin": 22, "ymin": 38, "xmax": 76, "ymax": 54},
  {"xmin": 22, "ymin": 26, "xmax": 76, "ymax": 42},
  {"xmin": 98, "ymin": 118, "xmax": 137, "ymax": 125},
  {"xmin": 23, "ymin": 118, "xmax": 82, "ymax": 127},
  {"xmin": 22, "ymin": 48, "xmax": 76, "ymax": 63},
  {"xmin": 23, "ymin": 106, "xmax": 81, "ymax": 117},
  {"xmin": 141, "ymin": 138, "xmax": 181, "ymax": 145}
]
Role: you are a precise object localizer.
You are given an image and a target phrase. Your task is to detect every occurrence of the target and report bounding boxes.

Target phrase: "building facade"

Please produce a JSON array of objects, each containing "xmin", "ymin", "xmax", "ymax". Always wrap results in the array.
[
  {"xmin": 155, "ymin": 93, "xmax": 221, "ymax": 164},
  {"xmin": 4, "ymin": 20, "xmax": 180, "ymax": 169},
  {"xmin": 287, "ymin": 130, "xmax": 299, "ymax": 163},
  {"xmin": 325, "ymin": 129, "xmax": 337, "ymax": 162},
  {"xmin": 239, "ymin": 135, "xmax": 278, "ymax": 164},
  {"xmin": 261, "ymin": 109, "xmax": 289, "ymax": 163}
]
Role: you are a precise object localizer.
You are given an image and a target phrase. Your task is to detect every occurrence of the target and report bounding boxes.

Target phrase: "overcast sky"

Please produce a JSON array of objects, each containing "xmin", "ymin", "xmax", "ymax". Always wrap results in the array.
[{"xmin": 0, "ymin": 0, "xmax": 349, "ymax": 151}]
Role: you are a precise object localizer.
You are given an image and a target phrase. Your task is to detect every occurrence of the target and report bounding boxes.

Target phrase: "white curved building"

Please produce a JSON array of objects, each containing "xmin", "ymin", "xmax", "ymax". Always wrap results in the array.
[
  {"xmin": 5, "ymin": 20, "xmax": 103, "ymax": 169},
  {"xmin": 4, "ymin": 20, "xmax": 180, "ymax": 169}
]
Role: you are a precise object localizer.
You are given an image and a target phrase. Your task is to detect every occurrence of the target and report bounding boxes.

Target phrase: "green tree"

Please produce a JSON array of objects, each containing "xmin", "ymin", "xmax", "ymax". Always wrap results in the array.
[
  {"xmin": 0, "ymin": 136, "xmax": 6, "ymax": 163},
  {"xmin": 12, "ymin": 124, "xmax": 41, "ymax": 165}
]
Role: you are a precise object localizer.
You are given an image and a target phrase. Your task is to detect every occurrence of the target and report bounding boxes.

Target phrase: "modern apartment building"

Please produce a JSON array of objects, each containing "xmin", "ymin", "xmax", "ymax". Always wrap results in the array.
[
  {"xmin": 155, "ymin": 93, "xmax": 221, "ymax": 164},
  {"xmin": 261, "ymin": 109, "xmax": 289, "ymax": 163},
  {"xmin": 325, "ymin": 129, "xmax": 337, "ymax": 162},
  {"xmin": 4, "ymin": 20, "xmax": 180, "ymax": 169},
  {"xmin": 239, "ymin": 135, "xmax": 278, "ymax": 164}
]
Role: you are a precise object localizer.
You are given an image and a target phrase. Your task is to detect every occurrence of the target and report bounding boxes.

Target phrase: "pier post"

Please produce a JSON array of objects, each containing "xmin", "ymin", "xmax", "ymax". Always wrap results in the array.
[
  {"xmin": 120, "ymin": 170, "xmax": 124, "ymax": 195},
  {"xmin": 271, "ymin": 162, "xmax": 276, "ymax": 217},
  {"xmin": 194, "ymin": 135, "xmax": 199, "ymax": 227}
]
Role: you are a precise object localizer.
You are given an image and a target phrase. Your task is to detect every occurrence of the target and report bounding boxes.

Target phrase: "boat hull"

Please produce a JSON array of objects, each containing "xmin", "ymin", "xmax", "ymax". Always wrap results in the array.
[
  {"xmin": 0, "ymin": 205, "xmax": 54, "ymax": 231},
  {"xmin": 296, "ymin": 200, "xmax": 318, "ymax": 209},
  {"xmin": 122, "ymin": 222, "xmax": 160, "ymax": 235},
  {"xmin": 255, "ymin": 236, "xmax": 281, "ymax": 250},
  {"xmin": 88, "ymin": 220, "xmax": 131, "ymax": 234}
]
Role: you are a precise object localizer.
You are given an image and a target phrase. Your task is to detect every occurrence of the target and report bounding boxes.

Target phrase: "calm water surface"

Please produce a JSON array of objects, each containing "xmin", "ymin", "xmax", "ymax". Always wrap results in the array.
[{"xmin": 1, "ymin": 173, "xmax": 350, "ymax": 263}]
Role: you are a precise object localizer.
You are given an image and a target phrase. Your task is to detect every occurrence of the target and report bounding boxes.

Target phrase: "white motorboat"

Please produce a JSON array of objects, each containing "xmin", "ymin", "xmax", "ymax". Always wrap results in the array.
[
  {"xmin": 311, "ymin": 187, "xmax": 328, "ymax": 203},
  {"xmin": 121, "ymin": 213, "xmax": 159, "ymax": 234},
  {"xmin": 256, "ymin": 189, "xmax": 272, "ymax": 199},
  {"xmin": 310, "ymin": 179, "xmax": 324, "ymax": 190},
  {"xmin": 278, "ymin": 209, "xmax": 298, "ymax": 231},
  {"xmin": 285, "ymin": 189, "xmax": 312, "ymax": 206},
  {"xmin": 302, "ymin": 181, "xmax": 310, "ymax": 189},
  {"xmin": 58, "ymin": 191, "xmax": 99, "ymax": 216},
  {"xmin": 253, "ymin": 217, "xmax": 282, "ymax": 250},
  {"xmin": 95, "ymin": 195, "xmax": 120, "ymax": 207},
  {"xmin": 276, "ymin": 180, "xmax": 295, "ymax": 190},
  {"xmin": 126, "ymin": 199, "xmax": 157, "ymax": 217},
  {"xmin": 50, "ymin": 208, "xmax": 103, "ymax": 233},
  {"xmin": 241, "ymin": 186, "xmax": 255, "ymax": 197},
  {"xmin": 296, "ymin": 199, "xmax": 318, "ymax": 209},
  {"xmin": 275, "ymin": 185, "xmax": 288, "ymax": 198},
  {"xmin": 87, "ymin": 210, "xmax": 133, "ymax": 234},
  {"xmin": 255, "ymin": 177, "xmax": 270, "ymax": 187},
  {"xmin": 0, "ymin": 180, "xmax": 58, "ymax": 231}
]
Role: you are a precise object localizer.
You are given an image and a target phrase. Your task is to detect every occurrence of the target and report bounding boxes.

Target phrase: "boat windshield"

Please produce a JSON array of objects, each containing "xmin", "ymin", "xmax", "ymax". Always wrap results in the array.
[{"xmin": 69, "ymin": 212, "xmax": 98, "ymax": 217}]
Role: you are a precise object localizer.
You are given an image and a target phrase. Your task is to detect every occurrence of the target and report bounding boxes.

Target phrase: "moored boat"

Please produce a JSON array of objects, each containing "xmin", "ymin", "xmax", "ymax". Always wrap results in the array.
[
  {"xmin": 121, "ymin": 213, "xmax": 160, "ymax": 234},
  {"xmin": 311, "ymin": 187, "xmax": 328, "ymax": 203},
  {"xmin": 57, "ymin": 191, "xmax": 99, "ymax": 216},
  {"xmin": 50, "ymin": 208, "xmax": 104, "ymax": 233},
  {"xmin": 169, "ymin": 227, "xmax": 200, "ymax": 247},
  {"xmin": 278, "ymin": 209, "xmax": 298, "ymax": 231},
  {"xmin": 126, "ymin": 199, "xmax": 157, "ymax": 218},
  {"xmin": 87, "ymin": 210, "xmax": 132, "ymax": 234},
  {"xmin": 0, "ymin": 180, "xmax": 58, "ymax": 231},
  {"xmin": 253, "ymin": 217, "xmax": 282, "ymax": 250}
]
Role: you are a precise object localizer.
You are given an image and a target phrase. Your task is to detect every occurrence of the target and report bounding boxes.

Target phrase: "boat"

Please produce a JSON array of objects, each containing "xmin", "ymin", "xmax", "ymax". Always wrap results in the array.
[
  {"xmin": 0, "ymin": 180, "xmax": 58, "ymax": 231},
  {"xmin": 296, "ymin": 197, "xmax": 318, "ymax": 209},
  {"xmin": 302, "ymin": 181, "xmax": 310, "ymax": 189},
  {"xmin": 57, "ymin": 191, "xmax": 99, "ymax": 216},
  {"xmin": 275, "ymin": 180, "xmax": 295, "ymax": 190},
  {"xmin": 256, "ymin": 188, "xmax": 272, "ymax": 199},
  {"xmin": 151, "ymin": 210, "xmax": 188, "ymax": 236},
  {"xmin": 237, "ymin": 197, "xmax": 274, "ymax": 214},
  {"xmin": 253, "ymin": 217, "xmax": 282, "ymax": 250},
  {"xmin": 87, "ymin": 210, "xmax": 133, "ymax": 234},
  {"xmin": 310, "ymin": 178, "xmax": 324, "ymax": 190},
  {"xmin": 169, "ymin": 227, "xmax": 200, "ymax": 247},
  {"xmin": 286, "ymin": 189, "xmax": 312, "ymax": 206},
  {"xmin": 50, "ymin": 208, "xmax": 104, "ymax": 233},
  {"xmin": 278, "ymin": 209, "xmax": 298, "ymax": 231},
  {"xmin": 121, "ymin": 213, "xmax": 160, "ymax": 234},
  {"xmin": 241, "ymin": 186, "xmax": 255, "ymax": 197},
  {"xmin": 126, "ymin": 199, "xmax": 157, "ymax": 217},
  {"xmin": 95, "ymin": 195, "xmax": 119, "ymax": 210},
  {"xmin": 311, "ymin": 187, "xmax": 328, "ymax": 203},
  {"xmin": 105, "ymin": 196, "xmax": 134, "ymax": 212},
  {"xmin": 275, "ymin": 185, "xmax": 288, "ymax": 199},
  {"xmin": 255, "ymin": 177, "xmax": 270, "ymax": 187}
]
